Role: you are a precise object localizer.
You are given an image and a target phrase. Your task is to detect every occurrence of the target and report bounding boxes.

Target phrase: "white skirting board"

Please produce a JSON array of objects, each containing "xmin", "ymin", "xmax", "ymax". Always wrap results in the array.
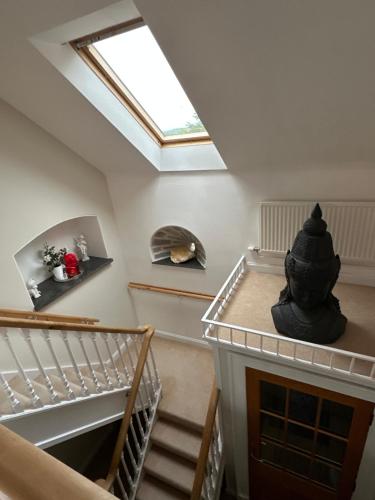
[{"xmin": 155, "ymin": 329, "xmax": 210, "ymax": 349}]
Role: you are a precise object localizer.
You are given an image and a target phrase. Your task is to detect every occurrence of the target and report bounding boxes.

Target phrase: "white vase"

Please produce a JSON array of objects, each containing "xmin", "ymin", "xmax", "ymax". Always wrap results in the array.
[{"xmin": 52, "ymin": 265, "xmax": 65, "ymax": 281}]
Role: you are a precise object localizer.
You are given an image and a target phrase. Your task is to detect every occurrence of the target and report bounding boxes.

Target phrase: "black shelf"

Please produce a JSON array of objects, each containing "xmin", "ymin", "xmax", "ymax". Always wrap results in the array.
[
  {"xmin": 32, "ymin": 256, "xmax": 113, "ymax": 311},
  {"xmin": 152, "ymin": 257, "xmax": 205, "ymax": 270}
]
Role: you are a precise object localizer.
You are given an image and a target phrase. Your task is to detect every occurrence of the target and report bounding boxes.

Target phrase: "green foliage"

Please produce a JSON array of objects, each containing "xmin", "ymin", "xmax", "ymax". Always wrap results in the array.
[{"xmin": 163, "ymin": 113, "xmax": 206, "ymax": 137}]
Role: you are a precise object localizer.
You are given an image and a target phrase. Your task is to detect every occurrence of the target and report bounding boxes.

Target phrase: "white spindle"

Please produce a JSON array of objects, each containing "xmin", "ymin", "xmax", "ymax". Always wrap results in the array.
[
  {"xmin": 1, "ymin": 327, "xmax": 42, "ymax": 408},
  {"xmin": 116, "ymin": 471, "xmax": 128, "ymax": 500},
  {"xmin": 129, "ymin": 417, "xmax": 142, "ymax": 455},
  {"xmin": 42, "ymin": 330, "xmax": 75, "ymax": 400},
  {"xmin": 90, "ymin": 332, "xmax": 113, "ymax": 390},
  {"xmin": 371, "ymin": 363, "xmax": 375, "ymax": 379},
  {"xmin": 124, "ymin": 342, "xmax": 146, "ymax": 439},
  {"xmin": 203, "ymin": 479, "xmax": 209, "ymax": 500},
  {"xmin": 120, "ymin": 453, "xmax": 134, "ymax": 489},
  {"xmin": 132, "ymin": 336, "xmax": 152, "ymax": 406},
  {"xmin": 0, "ymin": 372, "xmax": 22, "ymax": 413},
  {"xmin": 349, "ymin": 357, "xmax": 356, "ymax": 374},
  {"xmin": 329, "ymin": 352, "xmax": 335, "ymax": 369},
  {"xmin": 101, "ymin": 333, "xmax": 123, "ymax": 388},
  {"xmin": 149, "ymin": 346, "xmax": 161, "ymax": 387},
  {"xmin": 76, "ymin": 332, "xmax": 102, "ymax": 393},
  {"xmin": 292, "ymin": 343, "xmax": 297, "ymax": 360},
  {"xmin": 113, "ymin": 334, "xmax": 131, "ymax": 384},
  {"xmin": 125, "ymin": 439, "xmax": 138, "ymax": 474},
  {"xmin": 22, "ymin": 329, "xmax": 60, "ymax": 404},
  {"xmin": 145, "ymin": 357, "xmax": 157, "ymax": 397},
  {"xmin": 61, "ymin": 331, "xmax": 89, "ymax": 397}
]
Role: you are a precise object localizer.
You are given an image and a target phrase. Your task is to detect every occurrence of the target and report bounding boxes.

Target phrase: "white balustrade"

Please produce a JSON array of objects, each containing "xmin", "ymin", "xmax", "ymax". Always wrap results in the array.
[
  {"xmin": 202, "ymin": 255, "xmax": 375, "ymax": 388},
  {"xmin": 0, "ymin": 323, "xmax": 159, "ymax": 426}
]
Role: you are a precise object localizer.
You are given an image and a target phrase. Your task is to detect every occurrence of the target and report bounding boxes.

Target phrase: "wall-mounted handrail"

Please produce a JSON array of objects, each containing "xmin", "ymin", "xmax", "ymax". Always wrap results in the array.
[
  {"xmin": 191, "ymin": 382, "xmax": 221, "ymax": 500},
  {"xmin": 0, "ymin": 308, "xmax": 99, "ymax": 324},
  {"xmin": 128, "ymin": 282, "xmax": 217, "ymax": 301},
  {"xmin": 0, "ymin": 316, "xmax": 147, "ymax": 335},
  {"xmin": 97, "ymin": 325, "xmax": 156, "ymax": 490},
  {"xmin": 0, "ymin": 424, "xmax": 115, "ymax": 500}
]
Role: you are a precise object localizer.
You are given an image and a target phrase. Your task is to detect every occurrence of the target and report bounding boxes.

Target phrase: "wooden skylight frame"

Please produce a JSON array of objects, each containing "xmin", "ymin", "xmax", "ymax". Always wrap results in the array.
[{"xmin": 71, "ymin": 18, "xmax": 211, "ymax": 147}]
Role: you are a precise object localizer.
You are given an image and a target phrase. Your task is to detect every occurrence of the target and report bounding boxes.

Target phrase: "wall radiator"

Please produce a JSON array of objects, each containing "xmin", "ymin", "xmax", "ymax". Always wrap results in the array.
[{"xmin": 258, "ymin": 201, "xmax": 375, "ymax": 266}]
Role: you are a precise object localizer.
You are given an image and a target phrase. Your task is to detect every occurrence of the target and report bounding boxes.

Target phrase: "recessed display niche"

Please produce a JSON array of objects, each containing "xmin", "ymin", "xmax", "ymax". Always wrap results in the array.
[
  {"xmin": 150, "ymin": 225, "xmax": 206, "ymax": 270},
  {"xmin": 14, "ymin": 216, "xmax": 113, "ymax": 311}
]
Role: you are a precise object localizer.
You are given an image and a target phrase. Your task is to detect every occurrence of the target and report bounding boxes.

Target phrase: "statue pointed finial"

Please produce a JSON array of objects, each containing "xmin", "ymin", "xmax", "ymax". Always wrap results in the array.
[
  {"xmin": 303, "ymin": 202, "xmax": 327, "ymax": 236},
  {"xmin": 311, "ymin": 203, "xmax": 322, "ymax": 219}
]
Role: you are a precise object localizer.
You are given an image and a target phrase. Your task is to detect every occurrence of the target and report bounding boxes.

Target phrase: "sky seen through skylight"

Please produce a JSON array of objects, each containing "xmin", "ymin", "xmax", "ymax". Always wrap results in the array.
[{"xmin": 94, "ymin": 25, "xmax": 206, "ymax": 137}]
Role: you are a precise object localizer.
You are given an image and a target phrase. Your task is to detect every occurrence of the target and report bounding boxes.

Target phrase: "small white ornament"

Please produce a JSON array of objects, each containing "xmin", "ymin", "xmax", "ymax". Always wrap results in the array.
[
  {"xmin": 75, "ymin": 234, "xmax": 90, "ymax": 262},
  {"xmin": 27, "ymin": 279, "xmax": 41, "ymax": 299}
]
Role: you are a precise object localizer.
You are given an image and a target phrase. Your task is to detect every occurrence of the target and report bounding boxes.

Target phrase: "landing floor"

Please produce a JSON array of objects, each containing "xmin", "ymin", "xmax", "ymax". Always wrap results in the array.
[
  {"xmin": 151, "ymin": 336, "xmax": 214, "ymax": 429},
  {"xmin": 213, "ymin": 271, "xmax": 375, "ymax": 376}
]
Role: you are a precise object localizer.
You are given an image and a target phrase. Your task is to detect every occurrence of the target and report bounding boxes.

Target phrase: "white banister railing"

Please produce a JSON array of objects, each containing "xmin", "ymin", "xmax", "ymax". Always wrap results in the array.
[
  {"xmin": 97, "ymin": 327, "xmax": 162, "ymax": 500},
  {"xmin": 0, "ymin": 318, "xmax": 151, "ymax": 420},
  {"xmin": 191, "ymin": 383, "xmax": 223, "ymax": 500},
  {"xmin": 202, "ymin": 256, "xmax": 375, "ymax": 387}
]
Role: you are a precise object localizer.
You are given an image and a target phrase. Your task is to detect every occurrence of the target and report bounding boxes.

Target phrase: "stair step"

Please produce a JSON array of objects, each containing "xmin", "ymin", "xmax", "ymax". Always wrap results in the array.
[
  {"xmin": 9, "ymin": 375, "xmax": 64, "ymax": 405},
  {"xmin": 144, "ymin": 446, "xmax": 196, "ymax": 495},
  {"xmin": 0, "ymin": 386, "xmax": 33, "ymax": 414},
  {"xmin": 157, "ymin": 408, "xmax": 204, "ymax": 434},
  {"xmin": 137, "ymin": 475, "xmax": 189, "ymax": 500},
  {"xmin": 151, "ymin": 418, "xmax": 202, "ymax": 463}
]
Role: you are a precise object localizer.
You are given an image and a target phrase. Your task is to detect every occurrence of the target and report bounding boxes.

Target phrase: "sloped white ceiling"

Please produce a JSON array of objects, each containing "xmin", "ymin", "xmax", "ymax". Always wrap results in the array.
[{"xmin": 1, "ymin": 0, "xmax": 375, "ymax": 174}]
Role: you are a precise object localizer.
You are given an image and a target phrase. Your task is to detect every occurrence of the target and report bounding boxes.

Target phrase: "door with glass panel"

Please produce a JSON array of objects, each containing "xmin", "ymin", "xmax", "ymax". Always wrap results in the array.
[{"xmin": 246, "ymin": 368, "xmax": 374, "ymax": 500}]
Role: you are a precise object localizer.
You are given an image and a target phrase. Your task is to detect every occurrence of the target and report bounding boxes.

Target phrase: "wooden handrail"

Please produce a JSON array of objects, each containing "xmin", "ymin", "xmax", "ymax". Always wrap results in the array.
[
  {"xmin": 128, "ymin": 282, "xmax": 217, "ymax": 301},
  {"xmin": 191, "ymin": 382, "xmax": 220, "ymax": 500},
  {"xmin": 0, "ymin": 316, "xmax": 147, "ymax": 335},
  {"xmin": 0, "ymin": 424, "xmax": 115, "ymax": 500},
  {"xmin": 0, "ymin": 308, "xmax": 99, "ymax": 324},
  {"xmin": 97, "ymin": 325, "xmax": 155, "ymax": 490}
]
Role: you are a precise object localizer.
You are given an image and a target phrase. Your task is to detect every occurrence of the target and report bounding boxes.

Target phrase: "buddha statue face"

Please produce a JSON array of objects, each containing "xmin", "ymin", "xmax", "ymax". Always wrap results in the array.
[{"xmin": 286, "ymin": 253, "xmax": 339, "ymax": 310}]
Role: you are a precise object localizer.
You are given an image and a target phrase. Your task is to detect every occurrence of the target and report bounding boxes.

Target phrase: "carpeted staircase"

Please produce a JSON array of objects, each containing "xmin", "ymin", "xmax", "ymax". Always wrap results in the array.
[{"xmin": 136, "ymin": 337, "xmax": 214, "ymax": 499}]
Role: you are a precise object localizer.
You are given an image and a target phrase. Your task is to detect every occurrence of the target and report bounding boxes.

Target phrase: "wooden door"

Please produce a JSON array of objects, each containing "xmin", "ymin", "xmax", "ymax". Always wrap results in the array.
[{"xmin": 246, "ymin": 368, "xmax": 374, "ymax": 500}]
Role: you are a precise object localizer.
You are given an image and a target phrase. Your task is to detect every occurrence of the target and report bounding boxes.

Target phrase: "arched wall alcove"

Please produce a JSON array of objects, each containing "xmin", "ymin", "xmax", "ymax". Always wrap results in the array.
[
  {"xmin": 150, "ymin": 225, "xmax": 206, "ymax": 269},
  {"xmin": 14, "ymin": 215, "xmax": 112, "ymax": 310}
]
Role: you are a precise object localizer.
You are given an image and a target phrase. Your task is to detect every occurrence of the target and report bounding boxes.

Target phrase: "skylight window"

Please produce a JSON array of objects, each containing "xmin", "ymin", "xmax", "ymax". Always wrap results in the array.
[{"xmin": 73, "ymin": 20, "xmax": 210, "ymax": 146}]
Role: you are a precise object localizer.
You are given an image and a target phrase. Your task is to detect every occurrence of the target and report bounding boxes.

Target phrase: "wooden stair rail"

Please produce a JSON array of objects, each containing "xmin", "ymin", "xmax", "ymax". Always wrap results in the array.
[
  {"xmin": 191, "ymin": 382, "xmax": 221, "ymax": 500},
  {"xmin": 0, "ymin": 307, "xmax": 99, "ymax": 324},
  {"xmin": 128, "ymin": 282, "xmax": 217, "ymax": 301},
  {"xmin": 0, "ymin": 424, "xmax": 115, "ymax": 500},
  {"xmin": 0, "ymin": 316, "xmax": 147, "ymax": 335},
  {"xmin": 98, "ymin": 325, "xmax": 155, "ymax": 490}
]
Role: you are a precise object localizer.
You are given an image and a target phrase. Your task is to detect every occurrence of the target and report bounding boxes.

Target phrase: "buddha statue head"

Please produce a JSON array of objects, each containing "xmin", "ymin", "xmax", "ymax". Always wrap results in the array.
[
  {"xmin": 271, "ymin": 203, "xmax": 347, "ymax": 344},
  {"xmin": 285, "ymin": 203, "xmax": 340, "ymax": 309}
]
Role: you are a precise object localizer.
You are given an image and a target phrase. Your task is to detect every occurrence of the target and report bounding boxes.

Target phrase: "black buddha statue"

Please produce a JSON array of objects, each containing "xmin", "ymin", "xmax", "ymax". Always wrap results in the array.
[{"xmin": 271, "ymin": 203, "xmax": 347, "ymax": 344}]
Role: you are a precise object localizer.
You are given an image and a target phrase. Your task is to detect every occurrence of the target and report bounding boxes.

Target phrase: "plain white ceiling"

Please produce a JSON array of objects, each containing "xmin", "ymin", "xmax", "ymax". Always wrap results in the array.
[{"xmin": 1, "ymin": 0, "xmax": 375, "ymax": 174}]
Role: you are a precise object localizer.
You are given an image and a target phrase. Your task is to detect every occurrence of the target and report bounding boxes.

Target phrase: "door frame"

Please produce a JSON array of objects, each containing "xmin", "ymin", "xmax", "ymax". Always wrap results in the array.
[{"xmin": 246, "ymin": 367, "xmax": 374, "ymax": 500}]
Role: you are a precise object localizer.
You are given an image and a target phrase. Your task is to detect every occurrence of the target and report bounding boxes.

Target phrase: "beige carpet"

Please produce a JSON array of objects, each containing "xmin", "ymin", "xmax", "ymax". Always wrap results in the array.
[
  {"xmin": 211, "ymin": 272, "xmax": 375, "ymax": 377},
  {"xmin": 151, "ymin": 337, "xmax": 214, "ymax": 429}
]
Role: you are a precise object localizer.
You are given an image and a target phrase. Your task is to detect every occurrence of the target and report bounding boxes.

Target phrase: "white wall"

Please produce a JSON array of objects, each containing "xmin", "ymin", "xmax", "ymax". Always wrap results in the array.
[
  {"xmin": 0, "ymin": 98, "xmax": 136, "ymax": 328},
  {"xmin": 107, "ymin": 161, "xmax": 375, "ymax": 340}
]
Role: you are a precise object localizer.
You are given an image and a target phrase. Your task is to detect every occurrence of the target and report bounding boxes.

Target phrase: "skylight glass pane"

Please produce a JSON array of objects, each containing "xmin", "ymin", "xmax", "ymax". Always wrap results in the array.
[{"xmin": 93, "ymin": 26, "xmax": 207, "ymax": 138}]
